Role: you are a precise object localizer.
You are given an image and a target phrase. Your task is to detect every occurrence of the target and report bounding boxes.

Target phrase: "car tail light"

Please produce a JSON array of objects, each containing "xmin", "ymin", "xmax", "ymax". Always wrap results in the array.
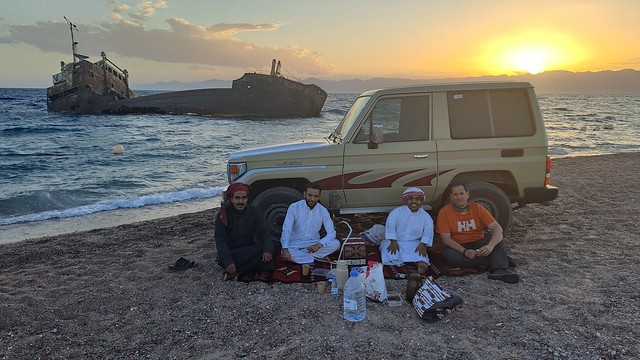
[{"xmin": 545, "ymin": 155, "xmax": 552, "ymax": 186}]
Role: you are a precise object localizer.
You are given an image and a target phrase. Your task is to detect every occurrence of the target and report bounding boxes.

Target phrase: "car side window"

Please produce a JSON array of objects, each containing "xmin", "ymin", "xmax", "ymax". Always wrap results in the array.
[
  {"xmin": 355, "ymin": 95, "xmax": 430, "ymax": 143},
  {"xmin": 448, "ymin": 89, "xmax": 535, "ymax": 138}
]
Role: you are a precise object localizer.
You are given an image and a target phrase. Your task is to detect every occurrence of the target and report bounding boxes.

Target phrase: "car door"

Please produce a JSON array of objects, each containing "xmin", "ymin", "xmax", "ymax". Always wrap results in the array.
[{"xmin": 341, "ymin": 93, "xmax": 438, "ymax": 210}]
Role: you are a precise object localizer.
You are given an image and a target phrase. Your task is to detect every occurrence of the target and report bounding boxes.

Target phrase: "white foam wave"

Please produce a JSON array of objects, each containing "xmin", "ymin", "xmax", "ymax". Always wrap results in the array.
[{"xmin": 0, "ymin": 187, "xmax": 224, "ymax": 226}]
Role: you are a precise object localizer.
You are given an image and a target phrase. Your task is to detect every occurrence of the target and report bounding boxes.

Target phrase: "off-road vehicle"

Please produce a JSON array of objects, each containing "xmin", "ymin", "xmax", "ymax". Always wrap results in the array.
[{"xmin": 226, "ymin": 81, "xmax": 559, "ymax": 237}]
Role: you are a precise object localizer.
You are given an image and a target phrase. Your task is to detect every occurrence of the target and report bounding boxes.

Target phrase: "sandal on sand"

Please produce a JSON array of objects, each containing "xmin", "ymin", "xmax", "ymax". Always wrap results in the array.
[
  {"xmin": 488, "ymin": 269, "xmax": 520, "ymax": 284},
  {"xmin": 169, "ymin": 257, "xmax": 198, "ymax": 271}
]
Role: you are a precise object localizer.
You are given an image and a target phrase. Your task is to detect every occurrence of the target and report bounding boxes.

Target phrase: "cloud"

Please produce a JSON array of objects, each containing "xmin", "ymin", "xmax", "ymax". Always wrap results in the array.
[
  {"xmin": 129, "ymin": 0, "xmax": 167, "ymax": 23},
  {"xmin": 0, "ymin": 17, "xmax": 331, "ymax": 77}
]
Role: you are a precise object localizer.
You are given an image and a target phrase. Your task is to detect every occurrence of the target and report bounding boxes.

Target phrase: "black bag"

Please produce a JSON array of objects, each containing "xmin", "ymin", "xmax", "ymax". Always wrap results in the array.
[{"xmin": 412, "ymin": 276, "xmax": 463, "ymax": 321}]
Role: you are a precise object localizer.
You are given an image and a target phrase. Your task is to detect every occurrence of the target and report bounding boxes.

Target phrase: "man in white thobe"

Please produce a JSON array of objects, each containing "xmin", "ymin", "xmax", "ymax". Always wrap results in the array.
[
  {"xmin": 380, "ymin": 187, "xmax": 433, "ymax": 274},
  {"xmin": 280, "ymin": 182, "xmax": 341, "ymax": 264}
]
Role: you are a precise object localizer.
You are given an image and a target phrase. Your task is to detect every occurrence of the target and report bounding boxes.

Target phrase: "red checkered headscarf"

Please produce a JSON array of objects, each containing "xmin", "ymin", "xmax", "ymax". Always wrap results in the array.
[
  {"xmin": 226, "ymin": 183, "xmax": 251, "ymax": 199},
  {"xmin": 219, "ymin": 183, "xmax": 251, "ymax": 225},
  {"xmin": 402, "ymin": 187, "xmax": 425, "ymax": 203}
]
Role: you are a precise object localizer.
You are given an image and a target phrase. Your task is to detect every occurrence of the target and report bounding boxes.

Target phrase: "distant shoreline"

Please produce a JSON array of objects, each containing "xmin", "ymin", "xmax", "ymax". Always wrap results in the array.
[
  {"xmin": 137, "ymin": 69, "xmax": 640, "ymax": 94},
  {"xmin": 4, "ymin": 69, "xmax": 639, "ymax": 94}
]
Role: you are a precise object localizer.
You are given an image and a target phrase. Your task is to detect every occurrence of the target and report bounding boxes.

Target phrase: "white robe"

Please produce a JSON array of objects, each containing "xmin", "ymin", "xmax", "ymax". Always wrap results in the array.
[
  {"xmin": 380, "ymin": 205, "xmax": 433, "ymax": 266},
  {"xmin": 280, "ymin": 199, "xmax": 340, "ymax": 264}
]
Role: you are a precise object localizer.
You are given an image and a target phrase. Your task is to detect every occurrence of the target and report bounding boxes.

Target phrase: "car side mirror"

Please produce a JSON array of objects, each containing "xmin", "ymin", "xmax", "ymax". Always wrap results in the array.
[{"xmin": 368, "ymin": 124, "xmax": 383, "ymax": 148}]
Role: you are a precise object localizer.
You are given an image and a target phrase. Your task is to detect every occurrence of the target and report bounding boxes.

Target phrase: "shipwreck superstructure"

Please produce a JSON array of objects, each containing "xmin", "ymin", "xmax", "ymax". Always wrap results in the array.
[{"xmin": 47, "ymin": 17, "xmax": 134, "ymax": 113}]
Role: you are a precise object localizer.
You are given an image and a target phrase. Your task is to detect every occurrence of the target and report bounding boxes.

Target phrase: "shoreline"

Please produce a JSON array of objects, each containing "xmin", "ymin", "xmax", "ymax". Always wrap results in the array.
[
  {"xmin": 0, "ymin": 197, "xmax": 219, "ymax": 245},
  {"xmin": 1, "ymin": 152, "xmax": 638, "ymax": 358},
  {"xmin": 1, "ymin": 152, "xmax": 637, "ymax": 246}
]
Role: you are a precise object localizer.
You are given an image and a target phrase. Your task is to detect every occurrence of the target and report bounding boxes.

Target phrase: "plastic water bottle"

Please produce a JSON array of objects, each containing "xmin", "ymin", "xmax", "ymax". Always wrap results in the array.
[
  {"xmin": 343, "ymin": 268, "xmax": 366, "ymax": 322},
  {"xmin": 331, "ymin": 276, "xmax": 339, "ymax": 296}
]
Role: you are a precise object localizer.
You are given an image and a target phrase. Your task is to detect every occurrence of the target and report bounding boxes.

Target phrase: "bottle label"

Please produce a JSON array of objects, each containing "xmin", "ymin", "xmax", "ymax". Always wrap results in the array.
[
  {"xmin": 344, "ymin": 298, "xmax": 358, "ymax": 310},
  {"xmin": 331, "ymin": 287, "xmax": 339, "ymax": 295}
]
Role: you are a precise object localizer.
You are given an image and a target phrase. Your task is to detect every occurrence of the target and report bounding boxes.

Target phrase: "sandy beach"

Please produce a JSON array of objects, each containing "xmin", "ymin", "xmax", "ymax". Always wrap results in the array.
[{"xmin": 1, "ymin": 153, "xmax": 638, "ymax": 359}]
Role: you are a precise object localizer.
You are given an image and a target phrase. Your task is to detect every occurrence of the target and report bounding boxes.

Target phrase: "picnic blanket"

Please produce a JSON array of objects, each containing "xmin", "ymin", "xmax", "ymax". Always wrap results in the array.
[{"xmin": 236, "ymin": 245, "xmax": 483, "ymax": 283}]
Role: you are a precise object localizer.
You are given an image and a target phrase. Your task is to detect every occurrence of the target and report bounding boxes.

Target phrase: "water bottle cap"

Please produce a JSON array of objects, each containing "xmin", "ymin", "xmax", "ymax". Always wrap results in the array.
[{"xmin": 350, "ymin": 268, "xmax": 359, "ymax": 277}]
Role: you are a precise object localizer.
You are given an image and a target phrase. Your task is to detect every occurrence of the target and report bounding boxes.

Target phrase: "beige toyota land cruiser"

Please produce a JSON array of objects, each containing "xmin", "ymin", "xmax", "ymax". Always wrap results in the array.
[{"xmin": 226, "ymin": 81, "xmax": 559, "ymax": 237}]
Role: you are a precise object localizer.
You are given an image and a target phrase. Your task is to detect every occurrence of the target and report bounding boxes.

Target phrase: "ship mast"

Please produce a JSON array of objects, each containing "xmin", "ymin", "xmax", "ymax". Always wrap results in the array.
[
  {"xmin": 63, "ymin": 16, "xmax": 90, "ymax": 64},
  {"xmin": 63, "ymin": 16, "xmax": 79, "ymax": 64}
]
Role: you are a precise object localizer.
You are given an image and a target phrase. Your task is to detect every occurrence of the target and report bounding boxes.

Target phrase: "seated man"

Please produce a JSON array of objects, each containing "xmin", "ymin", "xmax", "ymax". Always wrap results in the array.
[
  {"xmin": 215, "ymin": 183, "xmax": 274, "ymax": 280},
  {"xmin": 380, "ymin": 187, "xmax": 432, "ymax": 274},
  {"xmin": 280, "ymin": 182, "xmax": 341, "ymax": 264},
  {"xmin": 436, "ymin": 181, "xmax": 520, "ymax": 284}
]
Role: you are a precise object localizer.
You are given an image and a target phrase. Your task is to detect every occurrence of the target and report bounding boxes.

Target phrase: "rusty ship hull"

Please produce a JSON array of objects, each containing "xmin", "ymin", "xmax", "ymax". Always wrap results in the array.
[
  {"xmin": 105, "ymin": 72, "xmax": 328, "ymax": 118},
  {"xmin": 47, "ymin": 58, "xmax": 135, "ymax": 113}
]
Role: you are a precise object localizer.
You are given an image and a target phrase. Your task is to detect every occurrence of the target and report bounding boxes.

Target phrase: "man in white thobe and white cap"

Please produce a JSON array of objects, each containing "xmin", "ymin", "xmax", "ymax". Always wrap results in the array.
[{"xmin": 380, "ymin": 187, "xmax": 433, "ymax": 274}]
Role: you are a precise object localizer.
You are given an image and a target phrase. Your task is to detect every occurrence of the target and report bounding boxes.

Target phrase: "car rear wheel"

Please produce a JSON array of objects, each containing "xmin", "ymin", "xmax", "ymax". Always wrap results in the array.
[
  {"xmin": 466, "ymin": 181, "xmax": 513, "ymax": 231},
  {"xmin": 252, "ymin": 186, "xmax": 303, "ymax": 240}
]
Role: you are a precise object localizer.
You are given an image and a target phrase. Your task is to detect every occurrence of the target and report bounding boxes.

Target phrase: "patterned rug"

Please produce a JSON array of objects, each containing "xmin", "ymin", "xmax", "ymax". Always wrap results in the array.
[
  {"xmin": 235, "ymin": 245, "xmax": 482, "ymax": 283},
  {"xmin": 235, "ymin": 214, "xmax": 484, "ymax": 283}
]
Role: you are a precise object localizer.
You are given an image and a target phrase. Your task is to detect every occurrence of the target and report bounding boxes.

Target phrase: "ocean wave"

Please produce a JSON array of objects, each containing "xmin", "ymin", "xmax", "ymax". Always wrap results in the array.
[
  {"xmin": 323, "ymin": 108, "xmax": 347, "ymax": 115},
  {"xmin": 0, "ymin": 187, "xmax": 224, "ymax": 226},
  {"xmin": 2, "ymin": 126, "xmax": 83, "ymax": 135}
]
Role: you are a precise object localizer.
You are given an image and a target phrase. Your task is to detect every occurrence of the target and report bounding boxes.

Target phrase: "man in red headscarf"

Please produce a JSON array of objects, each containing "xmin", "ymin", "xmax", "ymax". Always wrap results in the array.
[
  {"xmin": 380, "ymin": 187, "xmax": 433, "ymax": 275},
  {"xmin": 215, "ymin": 183, "xmax": 274, "ymax": 280}
]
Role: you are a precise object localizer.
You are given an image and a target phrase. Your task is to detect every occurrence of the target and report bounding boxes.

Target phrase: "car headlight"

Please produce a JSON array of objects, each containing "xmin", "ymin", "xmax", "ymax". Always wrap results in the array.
[{"xmin": 227, "ymin": 162, "xmax": 247, "ymax": 183}]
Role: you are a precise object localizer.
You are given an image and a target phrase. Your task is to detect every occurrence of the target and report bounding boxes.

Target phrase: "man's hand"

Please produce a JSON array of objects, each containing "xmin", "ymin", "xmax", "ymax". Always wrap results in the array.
[
  {"xmin": 415, "ymin": 243, "xmax": 428, "ymax": 257},
  {"xmin": 307, "ymin": 243, "xmax": 323, "ymax": 253},
  {"xmin": 463, "ymin": 249, "xmax": 477, "ymax": 259},
  {"xmin": 225, "ymin": 263, "xmax": 237, "ymax": 274},
  {"xmin": 262, "ymin": 252, "xmax": 272, "ymax": 262},
  {"xmin": 475, "ymin": 245, "xmax": 494, "ymax": 257},
  {"xmin": 281, "ymin": 248, "xmax": 292, "ymax": 262},
  {"xmin": 387, "ymin": 240, "xmax": 399, "ymax": 255}
]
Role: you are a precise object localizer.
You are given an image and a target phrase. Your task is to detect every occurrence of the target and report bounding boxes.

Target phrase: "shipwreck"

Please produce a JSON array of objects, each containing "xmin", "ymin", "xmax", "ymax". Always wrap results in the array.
[{"xmin": 47, "ymin": 18, "xmax": 327, "ymax": 118}]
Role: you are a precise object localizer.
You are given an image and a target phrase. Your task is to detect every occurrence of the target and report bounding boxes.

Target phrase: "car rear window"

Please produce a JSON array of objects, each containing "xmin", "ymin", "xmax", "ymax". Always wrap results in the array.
[{"xmin": 447, "ymin": 89, "xmax": 535, "ymax": 139}]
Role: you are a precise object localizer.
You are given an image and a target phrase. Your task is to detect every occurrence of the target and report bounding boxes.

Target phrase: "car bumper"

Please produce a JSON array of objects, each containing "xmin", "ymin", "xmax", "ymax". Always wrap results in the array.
[{"xmin": 524, "ymin": 185, "xmax": 559, "ymax": 204}]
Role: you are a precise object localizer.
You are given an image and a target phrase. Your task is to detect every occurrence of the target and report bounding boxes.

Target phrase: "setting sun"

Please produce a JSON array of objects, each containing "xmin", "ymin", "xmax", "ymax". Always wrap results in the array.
[
  {"xmin": 479, "ymin": 31, "xmax": 586, "ymax": 75},
  {"xmin": 506, "ymin": 47, "xmax": 551, "ymax": 74}
]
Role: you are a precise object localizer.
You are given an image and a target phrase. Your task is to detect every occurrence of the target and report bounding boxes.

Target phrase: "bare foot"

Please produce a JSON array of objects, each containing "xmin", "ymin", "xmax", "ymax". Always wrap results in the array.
[{"xmin": 417, "ymin": 261, "xmax": 428, "ymax": 275}]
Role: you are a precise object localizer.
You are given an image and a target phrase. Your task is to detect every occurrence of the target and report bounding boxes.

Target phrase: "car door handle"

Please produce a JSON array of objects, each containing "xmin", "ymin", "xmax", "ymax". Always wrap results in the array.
[{"xmin": 413, "ymin": 154, "xmax": 429, "ymax": 158}]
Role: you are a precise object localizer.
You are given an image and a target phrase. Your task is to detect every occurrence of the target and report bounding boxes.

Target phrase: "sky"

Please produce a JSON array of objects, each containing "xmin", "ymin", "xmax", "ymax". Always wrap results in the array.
[{"xmin": 1, "ymin": 0, "xmax": 639, "ymax": 88}]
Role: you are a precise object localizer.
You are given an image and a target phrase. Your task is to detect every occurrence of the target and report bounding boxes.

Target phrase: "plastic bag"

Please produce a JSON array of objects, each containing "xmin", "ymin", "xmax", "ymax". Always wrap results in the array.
[
  {"xmin": 360, "ymin": 224, "xmax": 385, "ymax": 246},
  {"xmin": 412, "ymin": 276, "xmax": 463, "ymax": 321},
  {"xmin": 357, "ymin": 261, "xmax": 388, "ymax": 302}
]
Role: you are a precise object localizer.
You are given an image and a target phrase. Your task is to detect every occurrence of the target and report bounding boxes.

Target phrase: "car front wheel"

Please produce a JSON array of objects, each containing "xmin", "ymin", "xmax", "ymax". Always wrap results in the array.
[{"xmin": 252, "ymin": 186, "xmax": 303, "ymax": 240}]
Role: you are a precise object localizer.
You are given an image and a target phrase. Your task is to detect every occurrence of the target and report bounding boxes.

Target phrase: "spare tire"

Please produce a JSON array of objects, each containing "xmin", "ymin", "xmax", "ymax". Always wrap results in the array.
[
  {"xmin": 252, "ymin": 186, "xmax": 303, "ymax": 240},
  {"xmin": 466, "ymin": 182, "xmax": 513, "ymax": 231}
]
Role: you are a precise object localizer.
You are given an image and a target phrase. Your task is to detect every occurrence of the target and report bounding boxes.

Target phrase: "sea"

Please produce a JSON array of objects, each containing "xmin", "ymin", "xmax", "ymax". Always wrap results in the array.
[{"xmin": 1, "ymin": 89, "xmax": 639, "ymax": 243}]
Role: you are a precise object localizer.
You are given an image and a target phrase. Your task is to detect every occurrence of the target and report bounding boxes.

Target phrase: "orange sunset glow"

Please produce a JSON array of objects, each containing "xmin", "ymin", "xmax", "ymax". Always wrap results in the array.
[
  {"xmin": 0, "ymin": 1, "xmax": 638, "ymax": 87},
  {"xmin": 480, "ymin": 32, "xmax": 587, "ymax": 75}
]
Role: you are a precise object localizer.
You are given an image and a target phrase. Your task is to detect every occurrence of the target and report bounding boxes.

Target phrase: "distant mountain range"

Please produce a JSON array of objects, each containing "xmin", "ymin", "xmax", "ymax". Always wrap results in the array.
[{"xmin": 135, "ymin": 69, "xmax": 640, "ymax": 94}]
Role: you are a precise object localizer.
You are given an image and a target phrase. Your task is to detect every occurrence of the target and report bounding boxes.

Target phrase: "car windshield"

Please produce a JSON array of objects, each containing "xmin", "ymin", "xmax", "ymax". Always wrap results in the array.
[{"xmin": 328, "ymin": 95, "xmax": 370, "ymax": 143}]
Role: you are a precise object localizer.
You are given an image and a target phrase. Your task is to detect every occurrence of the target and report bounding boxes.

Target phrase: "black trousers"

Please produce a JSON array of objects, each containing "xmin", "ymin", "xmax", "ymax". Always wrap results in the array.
[
  {"xmin": 218, "ymin": 245, "xmax": 274, "ymax": 273},
  {"xmin": 441, "ymin": 234, "xmax": 509, "ymax": 271}
]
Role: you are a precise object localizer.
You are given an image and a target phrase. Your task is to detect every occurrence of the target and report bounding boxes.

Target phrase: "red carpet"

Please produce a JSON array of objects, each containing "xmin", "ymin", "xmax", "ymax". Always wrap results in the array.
[{"xmin": 236, "ymin": 245, "xmax": 482, "ymax": 283}]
